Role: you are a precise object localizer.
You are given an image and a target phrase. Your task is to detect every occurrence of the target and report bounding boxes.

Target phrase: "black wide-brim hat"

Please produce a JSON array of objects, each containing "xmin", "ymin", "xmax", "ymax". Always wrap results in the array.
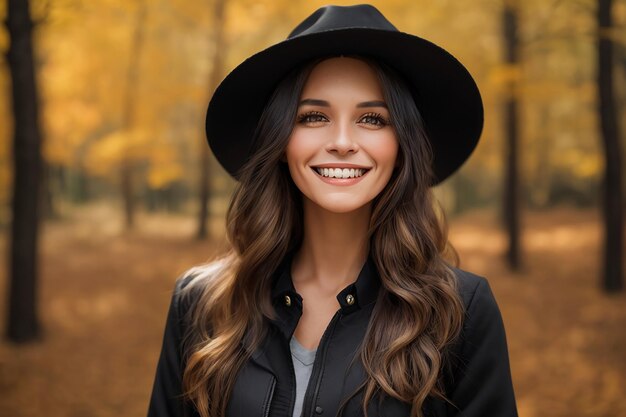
[{"xmin": 205, "ymin": 4, "xmax": 483, "ymax": 185}]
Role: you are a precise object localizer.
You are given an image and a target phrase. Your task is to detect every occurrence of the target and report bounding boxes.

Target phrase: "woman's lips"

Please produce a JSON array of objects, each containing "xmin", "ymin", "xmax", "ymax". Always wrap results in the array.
[{"xmin": 310, "ymin": 166, "xmax": 370, "ymax": 185}]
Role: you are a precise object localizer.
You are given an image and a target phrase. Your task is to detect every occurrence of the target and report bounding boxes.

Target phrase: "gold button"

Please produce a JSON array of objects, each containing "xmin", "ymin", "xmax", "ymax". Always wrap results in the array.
[
  {"xmin": 345, "ymin": 294, "xmax": 355, "ymax": 306},
  {"xmin": 284, "ymin": 295, "xmax": 292, "ymax": 307}
]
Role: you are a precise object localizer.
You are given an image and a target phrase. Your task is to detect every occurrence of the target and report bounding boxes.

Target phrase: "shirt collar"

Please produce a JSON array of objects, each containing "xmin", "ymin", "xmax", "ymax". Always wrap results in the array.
[{"xmin": 269, "ymin": 251, "xmax": 382, "ymax": 339}]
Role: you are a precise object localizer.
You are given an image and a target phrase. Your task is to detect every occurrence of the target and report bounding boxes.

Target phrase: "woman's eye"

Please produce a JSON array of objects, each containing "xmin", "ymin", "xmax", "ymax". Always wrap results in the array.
[
  {"xmin": 359, "ymin": 113, "xmax": 390, "ymax": 127},
  {"xmin": 297, "ymin": 111, "xmax": 328, "ymax": 125}
]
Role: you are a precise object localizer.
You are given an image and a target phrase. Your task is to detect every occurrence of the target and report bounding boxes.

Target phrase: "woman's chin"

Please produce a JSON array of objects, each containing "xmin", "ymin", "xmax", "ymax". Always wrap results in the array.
[{"xmin": 304, "ymin": 196, "xmax": 373, "ymax": 215}]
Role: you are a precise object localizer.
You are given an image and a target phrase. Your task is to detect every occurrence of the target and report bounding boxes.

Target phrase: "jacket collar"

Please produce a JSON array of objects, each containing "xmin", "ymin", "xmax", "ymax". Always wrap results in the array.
[{"xmin": 269, "ymin": 251, "xmax": 382, "ymax": 340}]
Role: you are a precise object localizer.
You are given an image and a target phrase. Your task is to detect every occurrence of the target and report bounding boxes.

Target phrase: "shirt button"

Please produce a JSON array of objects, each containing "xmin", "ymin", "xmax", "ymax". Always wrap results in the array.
[
  {"xmin": 345, "ymin": 294, "xmax": 355, "ymax": 306},
  {"xmin": 315, "ymin": 406, "xmax": 323, "ymax": 414},
  {"xmin": 284, "ymin": 295, "xmax": 292, "ymax": 307}
]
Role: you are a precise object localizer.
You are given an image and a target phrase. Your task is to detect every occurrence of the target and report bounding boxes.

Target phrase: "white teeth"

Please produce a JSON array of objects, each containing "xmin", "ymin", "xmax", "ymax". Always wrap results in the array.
[{"xmin": 314, "ymin": 167, "xmax": 367, "ymax": 179}]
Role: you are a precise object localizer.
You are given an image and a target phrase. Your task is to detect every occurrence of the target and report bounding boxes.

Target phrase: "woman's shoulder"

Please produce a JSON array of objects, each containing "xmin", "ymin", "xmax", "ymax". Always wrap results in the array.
[
  {"xmin": 170, "ymin": 259, "xmax": 229, "ymax": 313},
  {"xmin": 446, "ymin": 266, "xmax": 509, "ymax": 354},
  {"xmin": 448, "ymin": 266, "xmax": 509, "ymax": 343},
  {"xmin": 449, "ymin": 266, "xmax": 496, "ymax": 312}
]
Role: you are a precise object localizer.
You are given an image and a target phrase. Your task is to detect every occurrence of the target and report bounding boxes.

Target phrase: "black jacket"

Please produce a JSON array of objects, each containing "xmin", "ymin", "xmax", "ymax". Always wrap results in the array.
[{"xmin": 147, "ymin": 256, "xmax": 518, "ymax": 417}]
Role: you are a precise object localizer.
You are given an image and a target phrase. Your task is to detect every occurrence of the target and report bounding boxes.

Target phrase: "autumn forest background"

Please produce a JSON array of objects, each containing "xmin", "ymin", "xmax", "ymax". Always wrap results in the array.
[{"xmin": 1, "ymin": 0, "xmax": 626, "ymax": 416}]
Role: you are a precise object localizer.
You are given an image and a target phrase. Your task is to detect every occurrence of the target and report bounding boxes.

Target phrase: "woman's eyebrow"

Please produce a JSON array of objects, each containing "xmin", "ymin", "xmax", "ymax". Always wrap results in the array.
[
  {"xmin": 356, "ymin": 100, "xmax": 387, "ymax": 108},
  {"xmin": 299, "ymin": 98, "xmax": 329, "ymax": 107},
  {"xmin": 298, "ymin": 99, "xmax": 388, "ymax": 108}
]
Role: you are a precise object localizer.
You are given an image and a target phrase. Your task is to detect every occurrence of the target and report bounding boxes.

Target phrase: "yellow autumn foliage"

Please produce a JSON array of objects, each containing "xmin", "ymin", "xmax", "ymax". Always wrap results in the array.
[{"xmin": 84, "ymin": 127, "xmax": 153, "ymax": 176}]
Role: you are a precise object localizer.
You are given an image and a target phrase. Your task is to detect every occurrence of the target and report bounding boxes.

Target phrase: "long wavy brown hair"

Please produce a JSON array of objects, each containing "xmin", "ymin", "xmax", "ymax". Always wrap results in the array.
[{"xmin": 180, "ymin": 57, "xmax": 464, "ymax": 417}]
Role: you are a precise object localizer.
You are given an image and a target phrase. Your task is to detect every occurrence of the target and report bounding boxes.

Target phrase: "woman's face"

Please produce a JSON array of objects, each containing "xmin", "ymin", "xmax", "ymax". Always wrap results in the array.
[{"xmin": 285, "ymin": 57, "xmax": 399, "ymax": 214}]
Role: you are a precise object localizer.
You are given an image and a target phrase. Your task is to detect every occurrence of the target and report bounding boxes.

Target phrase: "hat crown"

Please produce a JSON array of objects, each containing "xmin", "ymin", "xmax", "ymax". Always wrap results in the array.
[{"xmin": 288, "ymin": 4, "xmax": 398, "ymax": 39}]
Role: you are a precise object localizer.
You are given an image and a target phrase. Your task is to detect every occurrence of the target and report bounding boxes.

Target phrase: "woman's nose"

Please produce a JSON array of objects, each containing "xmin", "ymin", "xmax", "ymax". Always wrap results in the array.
[{"xmin": 325, "ymin": 123, "xmax": 359, "ymax": 155}]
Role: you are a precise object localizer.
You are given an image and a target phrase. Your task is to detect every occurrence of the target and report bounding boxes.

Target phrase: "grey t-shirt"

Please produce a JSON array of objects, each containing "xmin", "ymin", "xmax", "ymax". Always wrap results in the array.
[{"xmin": 290, "ymin": 336, "xmax": 318, "ymax": 417}]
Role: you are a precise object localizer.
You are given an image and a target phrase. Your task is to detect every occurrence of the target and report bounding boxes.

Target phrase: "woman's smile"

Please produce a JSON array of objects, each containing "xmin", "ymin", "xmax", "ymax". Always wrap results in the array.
[
  {"xmin": 311, "ymin": 166, "xmax": 370, "ymax": 185},
  {"xmin": 311, "ymin": 163, "xmax": 372, "ymax": 182}
]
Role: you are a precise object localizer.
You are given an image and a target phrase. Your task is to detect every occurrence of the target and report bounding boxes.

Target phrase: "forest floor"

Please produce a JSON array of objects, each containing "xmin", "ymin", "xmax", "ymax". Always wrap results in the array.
[{"xmin": 0, "ymin": 204, "xmax": 624, "ymax": 417}]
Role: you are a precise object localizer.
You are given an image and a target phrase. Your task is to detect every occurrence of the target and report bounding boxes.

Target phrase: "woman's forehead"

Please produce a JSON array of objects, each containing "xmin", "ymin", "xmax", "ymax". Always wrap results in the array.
[{"xmin": 300, "ymin": 57, "xmax": 385, "ymax": 102}]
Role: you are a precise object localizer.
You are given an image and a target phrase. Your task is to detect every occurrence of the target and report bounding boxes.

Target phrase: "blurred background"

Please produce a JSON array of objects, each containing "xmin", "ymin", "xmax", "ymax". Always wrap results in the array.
[{"xmin": 0, "ymin": 0, "xmax": 625, "ymax": 416}]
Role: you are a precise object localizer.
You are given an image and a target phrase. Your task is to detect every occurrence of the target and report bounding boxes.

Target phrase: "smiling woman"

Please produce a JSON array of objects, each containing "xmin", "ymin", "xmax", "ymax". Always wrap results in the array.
[
  {"xmin": 286, "ymin": 57, "xmax": 398, "ymax": 215},
  {"xmin": 147, "ymin": 5, "xmax": 518, "ymax": 417}
]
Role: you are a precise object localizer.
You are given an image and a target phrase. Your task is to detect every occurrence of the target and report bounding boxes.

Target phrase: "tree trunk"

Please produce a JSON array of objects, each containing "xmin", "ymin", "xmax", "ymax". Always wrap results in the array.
[
  {"xmin": 503, "ymin": 0, "xmax": 522, "ymax": 270},
  {"xmin": 197, "ymin": 0, "xmax": 228, "ymax": 239},
  {"xmin": 41, "ymin": 162, "xmax": 57, "ymax": 220},
  {"xmin": 121, "ymin": 1, "xmax": 147, "ymax": 230},
  {"xmin": 5, "ymin": 0, "xmax": 43, "ymax": 342},
  {"xmin": 531, "ymin": 105, "xmax": 551, "ymax": 208},
  {"xmin": 597, "ymin": 0, "xmax": 623, "ymax": 292}
]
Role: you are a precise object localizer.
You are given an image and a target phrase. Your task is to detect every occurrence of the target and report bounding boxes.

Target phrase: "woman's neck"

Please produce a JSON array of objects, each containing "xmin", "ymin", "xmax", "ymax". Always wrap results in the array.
[{"xmin": 291, "ymin": 198, "xmax": 371, "ymax": 292}]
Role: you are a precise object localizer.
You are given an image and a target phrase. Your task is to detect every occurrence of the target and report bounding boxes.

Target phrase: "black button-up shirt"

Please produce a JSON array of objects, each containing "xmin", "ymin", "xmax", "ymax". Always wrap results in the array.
[{"xmin": 147, "ymin": 255, "xmax": 518, "ymax": 417}]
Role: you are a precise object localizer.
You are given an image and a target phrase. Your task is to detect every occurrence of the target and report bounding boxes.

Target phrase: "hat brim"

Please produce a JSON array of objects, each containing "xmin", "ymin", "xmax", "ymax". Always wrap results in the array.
[{"xmin": 205, "ymin": 28, "xmax": 483, "ymax": 185}]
